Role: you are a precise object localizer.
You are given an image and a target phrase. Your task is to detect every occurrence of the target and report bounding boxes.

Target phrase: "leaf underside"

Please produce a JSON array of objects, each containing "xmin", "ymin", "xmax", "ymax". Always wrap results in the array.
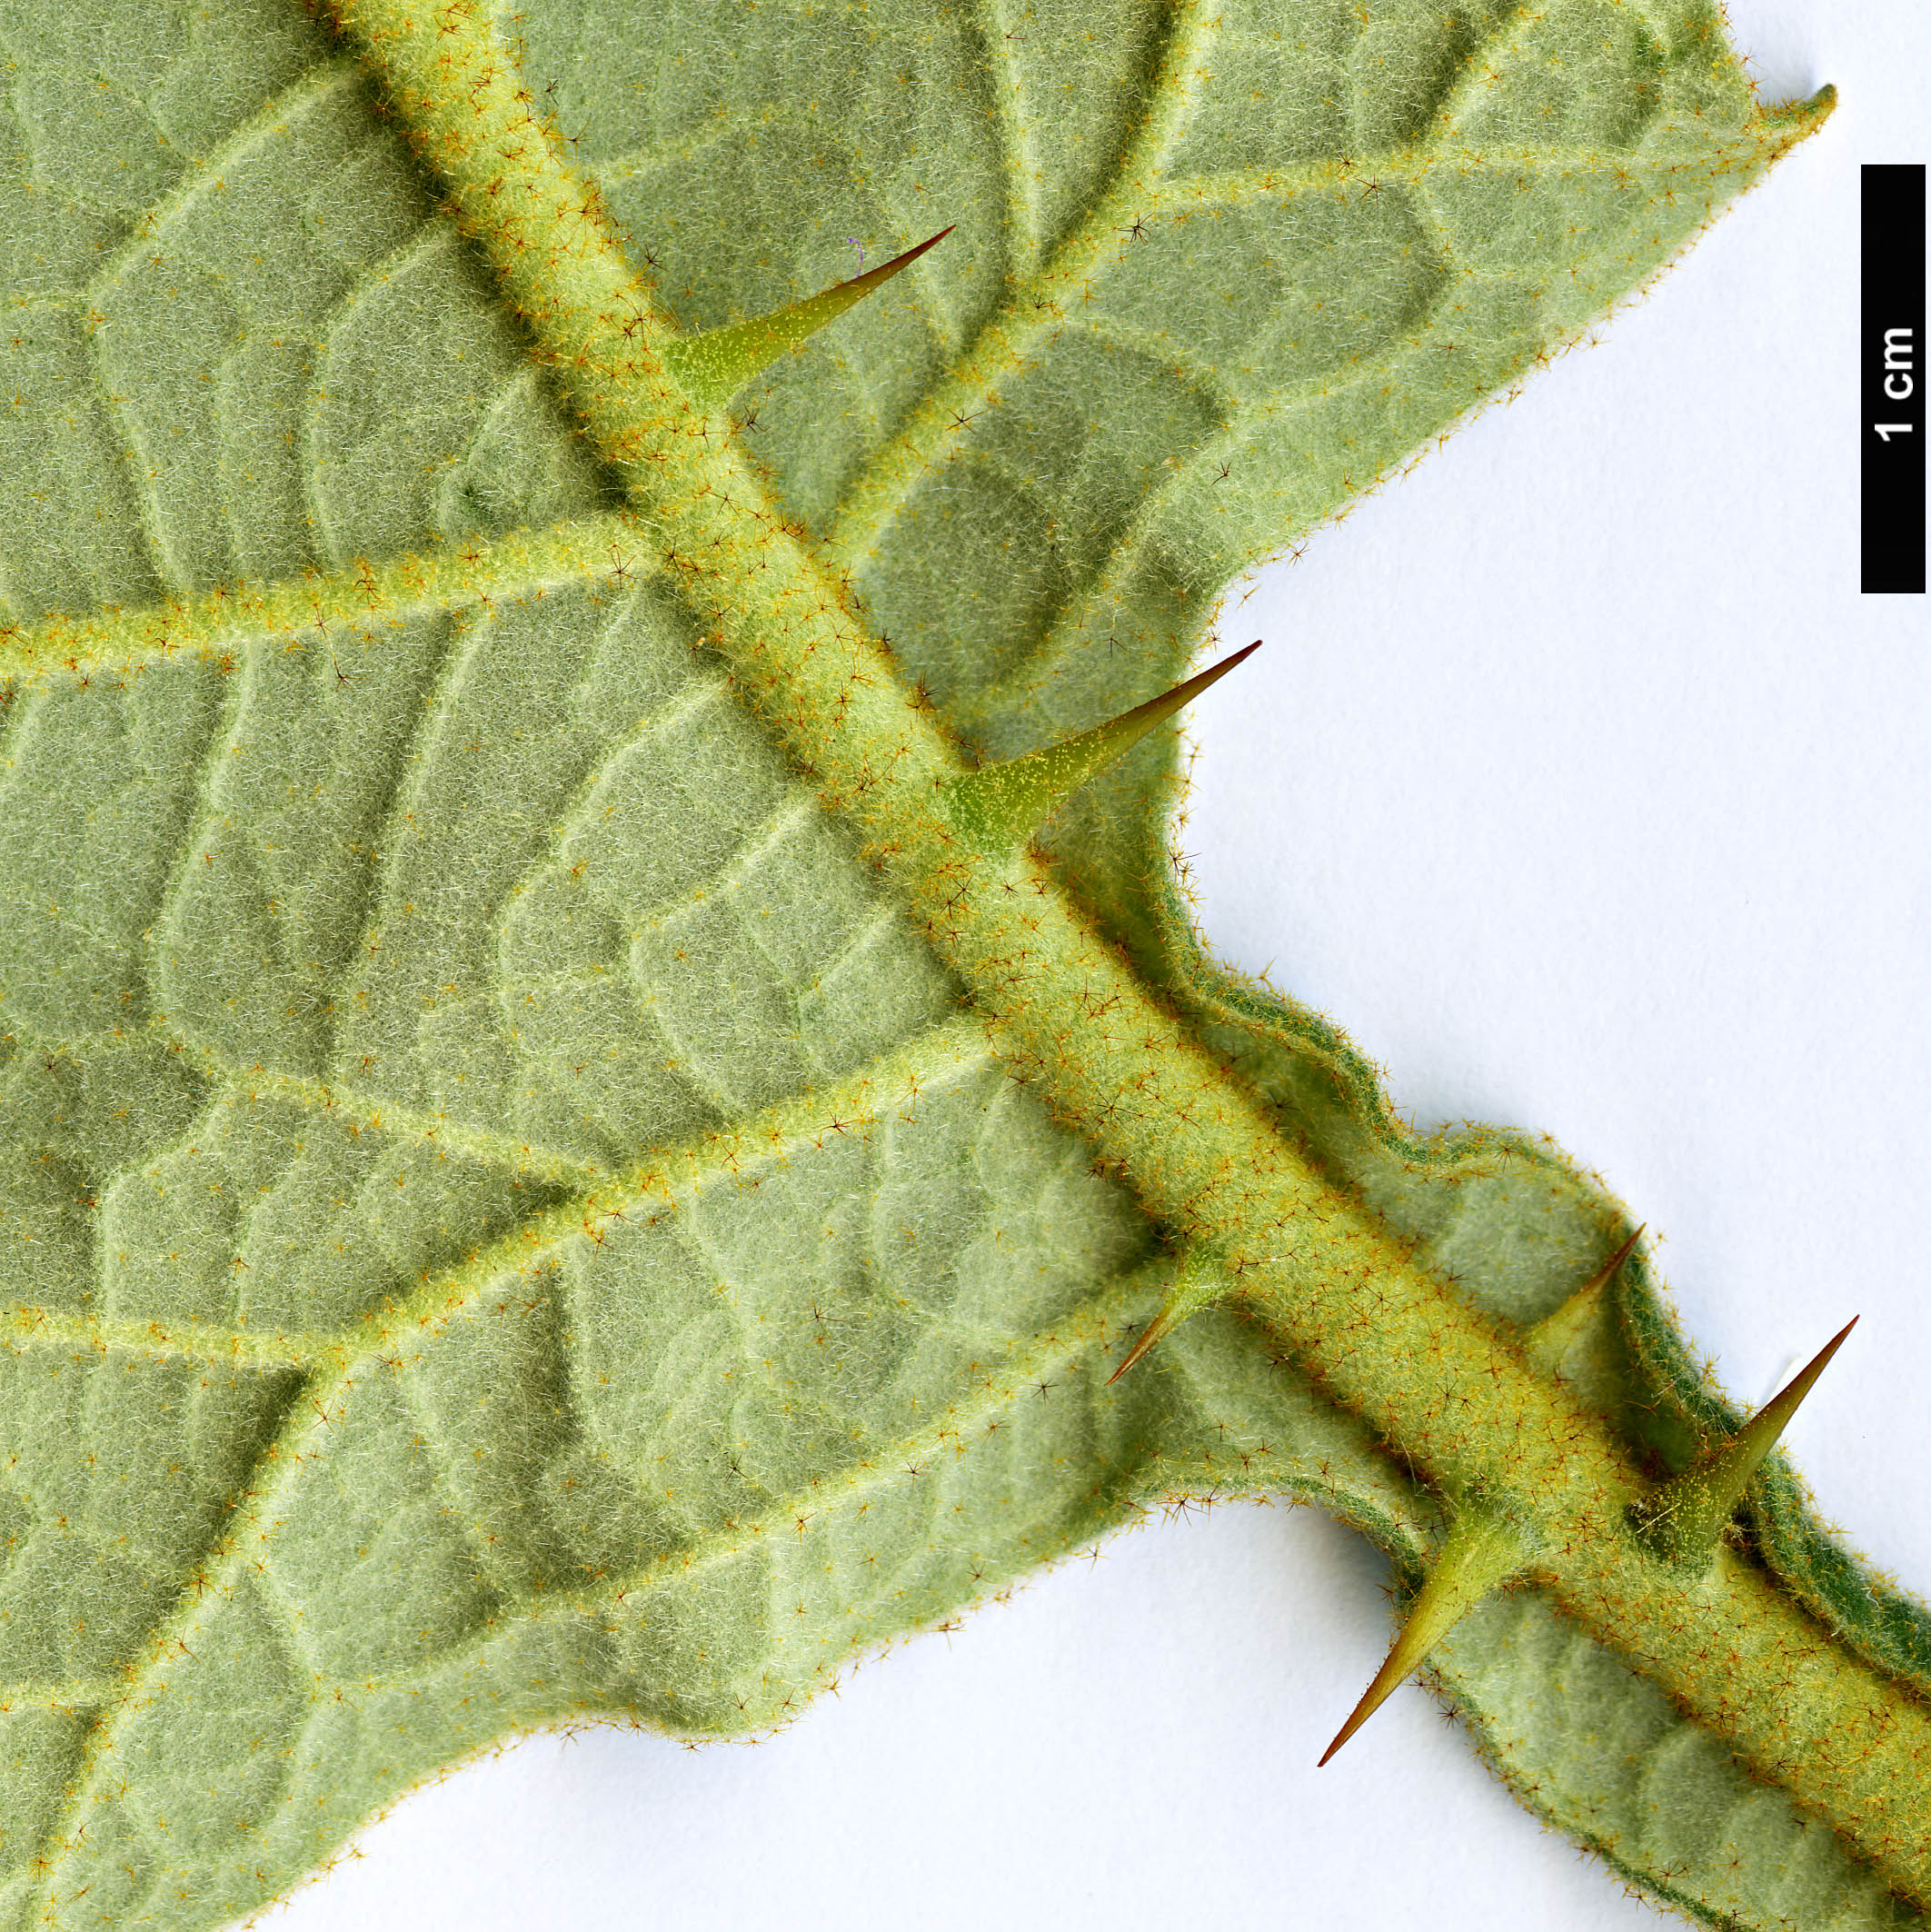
[{"xmin": 0, "ymin": 4, "xmax": 1914, "ymax": 1930}]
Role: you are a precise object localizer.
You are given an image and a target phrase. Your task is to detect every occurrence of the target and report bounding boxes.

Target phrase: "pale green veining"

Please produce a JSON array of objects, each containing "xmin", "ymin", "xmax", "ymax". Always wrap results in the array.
[{"xmin": 0, "ymin": 3, "xmax": 1920, "ymax": 1930}]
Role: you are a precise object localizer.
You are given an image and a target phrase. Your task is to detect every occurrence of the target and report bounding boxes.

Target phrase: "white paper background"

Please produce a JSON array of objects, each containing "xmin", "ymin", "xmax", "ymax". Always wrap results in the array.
[{"xmin": 269, "ymin": 4, "xmax": 1928, "ymax": 1923}]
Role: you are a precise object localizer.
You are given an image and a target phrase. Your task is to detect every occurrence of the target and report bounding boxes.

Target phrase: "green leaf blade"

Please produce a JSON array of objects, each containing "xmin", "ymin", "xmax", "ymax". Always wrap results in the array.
[{"xmin": 4, "ymin": 1, "xmax": 1918, "ymax": 1928}]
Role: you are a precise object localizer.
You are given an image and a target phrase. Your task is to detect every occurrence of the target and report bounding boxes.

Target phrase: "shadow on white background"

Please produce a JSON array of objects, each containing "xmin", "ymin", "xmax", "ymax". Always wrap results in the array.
[{"xmin": 268, "ymin": 2, "xmax": 1926, "ymax": 1924}]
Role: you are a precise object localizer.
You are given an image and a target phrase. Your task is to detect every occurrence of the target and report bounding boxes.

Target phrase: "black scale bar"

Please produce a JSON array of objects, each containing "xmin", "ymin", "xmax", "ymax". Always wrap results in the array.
[{"xmin": 1862, "ymin": 164, "xmax": 1926, "ymax": 594}]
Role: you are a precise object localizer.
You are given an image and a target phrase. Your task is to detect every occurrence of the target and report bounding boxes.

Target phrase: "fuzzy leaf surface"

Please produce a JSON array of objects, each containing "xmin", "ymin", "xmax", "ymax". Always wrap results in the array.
[{"xmin": 0, "ymin": 4, "xmax": 1915, "ymax": 1929}]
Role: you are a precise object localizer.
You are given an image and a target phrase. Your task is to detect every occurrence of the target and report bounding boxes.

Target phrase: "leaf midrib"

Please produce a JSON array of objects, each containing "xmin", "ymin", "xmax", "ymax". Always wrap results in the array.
[{"xmin": 7, "ymin": 0, "xmax": 1900, "ymax": 1916}]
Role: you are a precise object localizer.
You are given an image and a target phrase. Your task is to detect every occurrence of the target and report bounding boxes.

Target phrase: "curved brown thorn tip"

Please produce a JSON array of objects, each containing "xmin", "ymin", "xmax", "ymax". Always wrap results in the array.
[
  {"xmin": 1749, "ymin": 1314, "xmax": 1860, "ymax": 1453},
  {"xmin": 1318, "ymin": 1642, "xmax": 1414, "ymax": 1768},
  {"xmin": 1107, "ymin": 1307, "xmax": 1175, "ymax": 1385},
  {"xmin": 841, "ymin": 224, "xmax": 954, "ymax": 295},
  {"xmin": 1593, "ymin": 1223, "xmax": 1644, "ymax": 1289},
  {"xmin": 1129, "ymin": 639, "xmax": 1262, "ymax": 726}
]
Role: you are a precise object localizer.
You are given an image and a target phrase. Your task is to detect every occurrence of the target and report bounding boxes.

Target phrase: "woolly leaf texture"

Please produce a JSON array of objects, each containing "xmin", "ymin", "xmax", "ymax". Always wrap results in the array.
[{"xmin": 0, "ymin": 3, "xmax": 1918, "ymax": 1929}]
